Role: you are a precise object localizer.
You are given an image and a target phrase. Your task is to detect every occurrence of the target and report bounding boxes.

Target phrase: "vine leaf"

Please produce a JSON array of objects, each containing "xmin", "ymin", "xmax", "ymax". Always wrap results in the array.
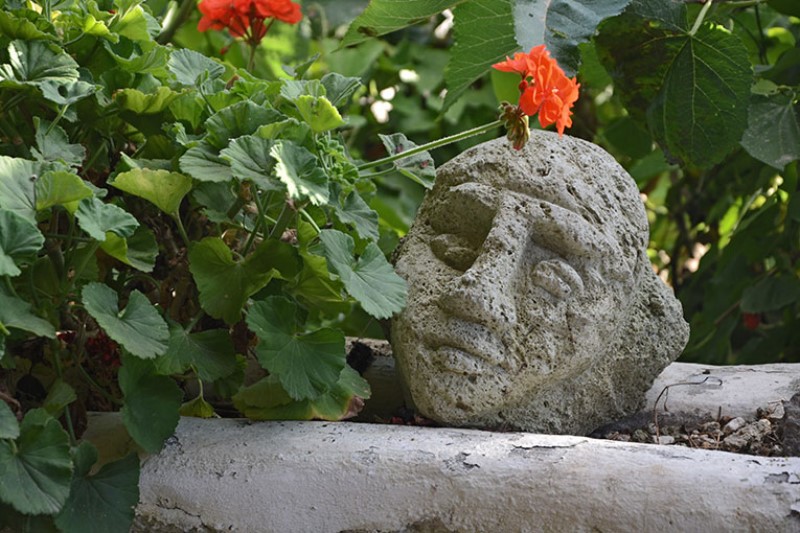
[
  {"xmin": 232, "ymin": 366, "xmax": 370, "ymax": 420},
  {"xmin": 0, "ymin": 409, "xmax": 72, "ymax": 515},
  {"xmin": 119, "ymin": 355, "xmax": 182, "ymax": 453},
  {"xmin": 54, "ymin": 443, "xmax": 140, "ymax": 533},
  {"xmin": 740, "ymin": 92, "xmax": 800, "ymax": 170},
  {"xmin": 111, "ymin": 168, "xmax": 193, "ymax": 214},
  {"xmin": 189, "ymin": 238, "xmax": 300, "ymax": 324},
  {"xmin": 341, "ymin": 0, "xmax": 461, "ymax": 47},
  {"xmin": 246, "ymin": 296, "xmax": 346, "ymax": 401},
  {"xmin": 316, "ymin": 229, "xmax": 407, "ymax": 319},
  {"xmin": 82, "ymin": 282, "xmax": 169, "ymax": 359},
  {"xmin": 378, "ymin": 133, "xmax": 435, "ymax": 189}
]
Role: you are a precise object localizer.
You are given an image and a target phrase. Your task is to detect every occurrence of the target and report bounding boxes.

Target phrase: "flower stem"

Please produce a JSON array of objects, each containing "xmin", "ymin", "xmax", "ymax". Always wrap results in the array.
[
  {"xmin": 357, "ymin": 119, "xmax": 503, "ymax": 172},
  {"xmin": 157, "ymin": 0, "xmax": 197, "ymax": 45},
  {"xmin": 690, "ymin": 0, "xmax": 714, "ymax": 36}
]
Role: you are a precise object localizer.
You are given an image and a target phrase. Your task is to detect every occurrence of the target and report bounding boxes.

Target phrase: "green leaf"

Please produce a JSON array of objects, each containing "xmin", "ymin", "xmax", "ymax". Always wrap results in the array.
[
  {"xmin": 341, "ymin": 0, "xmax": 459, "ymax": 47},
  {"xmin": 32, "ymin": 118, "xmax": 86, "ymax": 166},
  {"xmin": 35, "ymin": 171, "xmax": 93, "ymax": 211},
  {"xmin": 246, "ymin": 296, "xmax": 346, "ymax": 401},
  {"xmin": 232, "ymin": 366, "xmax": 370, "ymax": 420},
  {"xmin": 82, "ymin": 282, "xmax": 169, "ymax": 359},
  {"xmin": 75, "ymin": 197, "xmax": 139, "ymax": 241},
  {"xmin": 119, "ymin": 355, "xmax": 181, "ymax": 453},
  {"xmin": 295, "ymin": 95, "xmax": 345, "ymax": 133},
  {"xmin": 0, "ymin": 288, "xmax": 56, "ymax": 338},
  {"xmin": 378, "ymin": 133, "xmax": 435, "ymax": 188},
  {"xmin": 0, "ymin": 209, "xmax": 44, "ymax": 277},
  {"xmin": 740, "ymin": 92, "xmax": 800, "ymax": 170},
  {"xmin": 219, "ymin": 135, "xmax": 281, "ymax": 190},
  {"xmin": 54, "ymin": 443, "xmax": 139, "ymax": 533},
  {"xmin": 156, "ymin": 325, "xmax": 238, "ymax": 382},
  {"xmin": 0, "ymin": 410, "xmax": 72, "ymax": 515},
  {"xmin": 741, "ymin": 277, "xmax": 800, "ymax": 313},
  {"xmin": 205, "ymin": 101, "xmax": 283, "ymax": 150},
  {"xmin": 179, "ymin": 143, "xmax": 233, "ymax": 183},
  {"xmin": 514, "ymin": 0, "xmax": 632, "ymax": 76},
  {"xmin": 42, "ymin": 380, "xmax": 76, "ymax": 418},
  {"xmin": 169, "ymin": 49, "xmax": 225, "ymax": 86},
  {"xmin": 596, "ymin": 6, "xmax": 752, "ymax": 167},
  {"xmin": 189, "ymin": 238, "xmax": 300, "ymax": 324},
  {"xmin": 330, "ymin": 185, "xmax": 380, "ymax": 242},
  {"xmin": 112, "ymin": 47, "xmax": 170, "ymax": 76},
  {"xmin": 39, "ymin": 79, "xmax": 97, "ymax": 106},
  {"xmin": 108, "ymin": 3, "xmax": 151, "ymax": 42},
  {"xmin": 316, "ymin": 229, "xmax": 406, "ymax": 319},
  {"xmin": 271, "ymin": 141, "xmax": 329, "ymax": 205},
  {"xmin": 100, "ymin": 226, "xmax": 158, "ymax": 272},
  {"xmin": 0, "ymin": 401, "xmax": 19, "ymax": 440},
  {"xmin": 0, "ymin": 40, "xmax": 78, "ymax": 84},
  {"xmin": 111, "ymin": 168, "xmax": 193, "ymax": 214},
  {"xmin": 179, "ymin": 396, "xmax": 217, "ymax": 418},
  {"xmin": 0, "ymin": 10, "xmax": 54, "ymax": 41},
  {"xmin": 320, "ymin": 72, "xmax": 362, "ymax": 108},
  {"xmin": 0, "ymin": 156, "xmax": 42, "ymax": 223},
  {"xmin": 444, "ymin": 0, "xmax": 517, "ymax": 110},
  {"xmin": 114, "ymin": 86, "xmax": 180, "ymax": 114}
]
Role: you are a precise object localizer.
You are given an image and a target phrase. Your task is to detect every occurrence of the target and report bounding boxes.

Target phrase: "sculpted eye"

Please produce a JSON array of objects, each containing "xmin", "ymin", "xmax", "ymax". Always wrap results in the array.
[
  {"xmin": 430, "ymin": 233, "xmax": 480, "ymax": 272},
  {"xmin": 530, "ymin": 259, "xmax": 584, "ymax": 299}
]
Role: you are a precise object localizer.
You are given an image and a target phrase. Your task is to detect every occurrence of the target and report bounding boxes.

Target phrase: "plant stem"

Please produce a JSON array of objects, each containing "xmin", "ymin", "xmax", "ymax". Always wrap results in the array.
[
  {"xmin": 690, "ymin": 0, "xmax": 714, "ymax": 36},
  {"xmin": 157, "ymin": 0, "xmax": 197, "ymax": 45},
  {"xmin": 45, "ymin": 105, "xmax": 69, "ymax": 136},
  {"xmin": 299, "ymin": 208, "xmax": 321, "ymax": 234},
  {"xmin": 172, "ymin": 212, "xmax": 191, "ymax": 248},
  {"xmin": 244, "ymin": 190, "xmax": 271, "ymax": 255},
  {"xmin": 51, "ymin": 344, "xmax": 78, "ymax": 445},
  {"xmin": 268, "ymin": 200, "xmax": 295, "ymax": 240},
  {"xmin": 357, "ymin": 119, "xmax": 503, "ymax": 171}
]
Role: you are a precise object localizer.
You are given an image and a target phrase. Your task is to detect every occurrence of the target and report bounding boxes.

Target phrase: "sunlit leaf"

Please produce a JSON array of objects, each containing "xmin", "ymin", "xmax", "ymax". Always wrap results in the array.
[
  {"xmin": 0, "ymin": 40, "xmax": 78, "ymax": 84},
  {"xmin": 34, "ymin": 171, "xmax": 93, "ymax": 211},
  {"xmin": 330, "ymin": 185, "xmax": 379, "ymax": 242},
  {"xmin": 246, "ymin": 296, "xmax": 346, "ymax": 401},
  {"xmin": 54, "ymin": 443, "xmax": 139, "ymax": 533},
  {"xmin": 295, "ymin": 95, "xmax": 345, "ymax": 132},
  {"xmin": 219, "ymin": 135, "xmax": 281, "ymax": 190},
  {"xmin": 179, "ymin": 396, "xmax": 217, "ymax": 418},
  {"xmin": 316, "ymin": 229, "xmax": 406, "ymax": 319},
  {"xmin": 270, "ymin": 141, "xmax": 329, "ymax": 205},
  {"xmin": 82, "ymin": 282, "xmax": 169, "ymax": 359},
  {"xmin": 111, "ymin": 168, "xmax": 193, "ymax": 214},
  {"xmin": 113, "ymin": 86, "xmax": 180, "ymax": 114},
  {"xmin": 169, "ymin": 48, "xmax": 225, "ymax": 86}
]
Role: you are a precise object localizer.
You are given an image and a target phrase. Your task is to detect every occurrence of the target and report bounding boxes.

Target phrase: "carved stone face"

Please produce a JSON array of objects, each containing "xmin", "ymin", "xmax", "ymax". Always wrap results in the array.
[{"xmin": 391, "ymin": 133, "xmax": 687, "ymax": 433}]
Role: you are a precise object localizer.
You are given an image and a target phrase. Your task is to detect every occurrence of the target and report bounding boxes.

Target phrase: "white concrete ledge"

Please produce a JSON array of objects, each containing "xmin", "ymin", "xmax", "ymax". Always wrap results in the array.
[{"xmin": 135, "ymin": 418, "xmax": 800, "ymax": 532}]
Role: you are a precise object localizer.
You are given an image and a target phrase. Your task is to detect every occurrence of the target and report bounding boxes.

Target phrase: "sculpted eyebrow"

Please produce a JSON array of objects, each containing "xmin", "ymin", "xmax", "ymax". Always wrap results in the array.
[{"xmin": 428, "ymin": 182, "xmax": 498, "ymax": 234}]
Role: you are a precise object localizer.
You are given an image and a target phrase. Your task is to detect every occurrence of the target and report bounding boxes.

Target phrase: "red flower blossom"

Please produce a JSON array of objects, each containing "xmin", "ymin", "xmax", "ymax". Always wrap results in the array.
[
  {"xmin": 198, "ymin": 0, "xmax": 302, "ymax": 42},
  {"xmin": 493, "ymin": 45, "xmax": 580, "ymax": 138}
]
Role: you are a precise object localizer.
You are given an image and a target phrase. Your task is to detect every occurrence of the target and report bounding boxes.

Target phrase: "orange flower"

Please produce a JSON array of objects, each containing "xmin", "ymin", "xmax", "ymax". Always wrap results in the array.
[
  {"xmin": 198, "ymin": 0, "xmax": 302, "ymax": 42},
  {"xmin": 493, "ymin": 45, "xmax": 580, "ymax": 137}
]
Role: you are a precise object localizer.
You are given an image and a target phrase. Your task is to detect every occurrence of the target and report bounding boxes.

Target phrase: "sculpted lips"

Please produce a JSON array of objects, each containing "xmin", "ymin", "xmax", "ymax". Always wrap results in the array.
[{"xmin": 427, "ymin": 318, "xmax": 508, "ymax": 374}]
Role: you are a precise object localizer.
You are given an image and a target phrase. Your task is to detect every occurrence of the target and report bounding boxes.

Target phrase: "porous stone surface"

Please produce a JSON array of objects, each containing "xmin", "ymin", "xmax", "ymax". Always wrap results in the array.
[{"xmin": 391, "ymin": 132, "xmax": 689, "ymax": 434}]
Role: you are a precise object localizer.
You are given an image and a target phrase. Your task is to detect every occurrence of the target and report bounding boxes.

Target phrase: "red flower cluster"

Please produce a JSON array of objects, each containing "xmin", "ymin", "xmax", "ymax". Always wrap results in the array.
[
  {"xmin": 493, "ymin": 45, "xmax": 580, "ymax": 137},
  {"xmin": 198, "ymin": 0, "xmax": 302, "ymax": 42}
]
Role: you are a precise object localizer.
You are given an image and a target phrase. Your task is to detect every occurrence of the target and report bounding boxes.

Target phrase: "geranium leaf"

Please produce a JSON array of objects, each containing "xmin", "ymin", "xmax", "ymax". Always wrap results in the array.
[
  {"xmin": 341, "ymin": 0, "xmax": 460, "ymax": 47},
  {"xmin": 54, "ymin": 443, "xmax": 139, "ymax": 533},
  {"xmin": 320, "ymin": 73, "xmax": 362, "ymax": 108},
  {"xmin": 270, "ymin": 141, "xmax": 329, "ymax": 205},
  {"xmin": 246, "ymin": 296, "xmax": 346, "ymax": 401},
  {"xmin": 0, "ymin": 155, "xmax": 46, "ymax": 223},
  {"xmin": 100, "ymin": 226, "xmax": 158, "ymax": 273},
  {"xmin": 0, "ymin": 10, "xmax": 54, "ymax": 41},
  {"xmin": 0, "ymin": 39, "xmax": 78, "ymax": 84},
  {"xmin": 189, "ymin": 238, "xmax": 300, "ymax": 324},
  {"xmin": 39, "ymin": 79, "xmax": 96, "ymax": 106},
  {"xmin": 0, "ymin": 288, "xmax": 56, "ymax": 338},
  {"xmin": 378, "ymin": 133, "xmax": 435, "ymax": 188},
  {"xmin": 232, "ymin": 366, "xmax": 370, "ymax": 420},
  {"xmin": 295, "ymin": 95, "xmax": 344, "ymax": 133},
  {"xmin": 156, "ymin": 325, "xmax": 238, "ymax": 382},
  {"xmin": 179, "ymin": 396, "xmax": 217, "ymax": 418},
  {"xmin": 108, "ymin": 3, "xmax": 151, "ymax": 42},
  {"xmin": 112, "ymin": 46, "xmax": 169, "ymax": 76},
  {"xmin": 111, "ymin": 168, "xmax": 193, "ymax": 214},
  {"xmin": 113, "ymin": 87, "xmax": 180, "ymax": 114},
  {"xmin": 0, "ymin": 409, "xmax": 72, "ymax": 515},
  {"xmin": 119, "ymin": 355, "xmax": 181, "ymax": 453},
  {"xmin": 219, "ymin": 135, "xmax": 282, "ymax": 190},
  {"xmin": 35, "ymin": 171, "xmax": 92, "ymax": 211},
  {"xmin": 740, "ymin": 92, "xmax": 800, "ymax": 170},
  {"xmin": 42, "ymin": 380, "xmax": 76, "ymax": 418},
  {"xmin": 0, "ymin": 401, "xmax": 18, "ymax": 440},
  {"xmin": 0, "ymin": 209, "xmax": 44, "ymax": 277},
  {"xmin": 82, "ymin": 282, "xmax": 169, "ymax": 359},
  {"xmin": 179, "ymin": 143, "xmax": 233, "ymax": 183},
  {"xmin": 330, "ymin": 185, "xmax": 379, "ymax": 242},
  {"xmin": 75, "ymin": 197, "xmax": 139, "ymax": 241},
  {"xmin": 169, "ymin": 48, "xmax": 225, "ymax": 86},
  {"xmin": 31, "ymin": 118, "xmax": 86, "ymax": 166},
  {"xmin": 444, "ymin": 0, "xmax": 517, "ymax": 110},
  {"xmin": 205, "ymin": 101, "xmax": 283, "ymax": 150},
  {"xmin": 514, "ymin": 0, "xmax": 632, "ymax": 76},
  {"xmin": 317, "ymin": 229, "xmax": 407, "ymax": 319}
]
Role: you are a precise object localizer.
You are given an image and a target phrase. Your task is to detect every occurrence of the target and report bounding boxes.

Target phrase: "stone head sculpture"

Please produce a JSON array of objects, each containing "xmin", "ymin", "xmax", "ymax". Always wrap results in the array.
[{"xmin": 391, "ymin": 131, "xmax": 689, "ymax": 435}]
